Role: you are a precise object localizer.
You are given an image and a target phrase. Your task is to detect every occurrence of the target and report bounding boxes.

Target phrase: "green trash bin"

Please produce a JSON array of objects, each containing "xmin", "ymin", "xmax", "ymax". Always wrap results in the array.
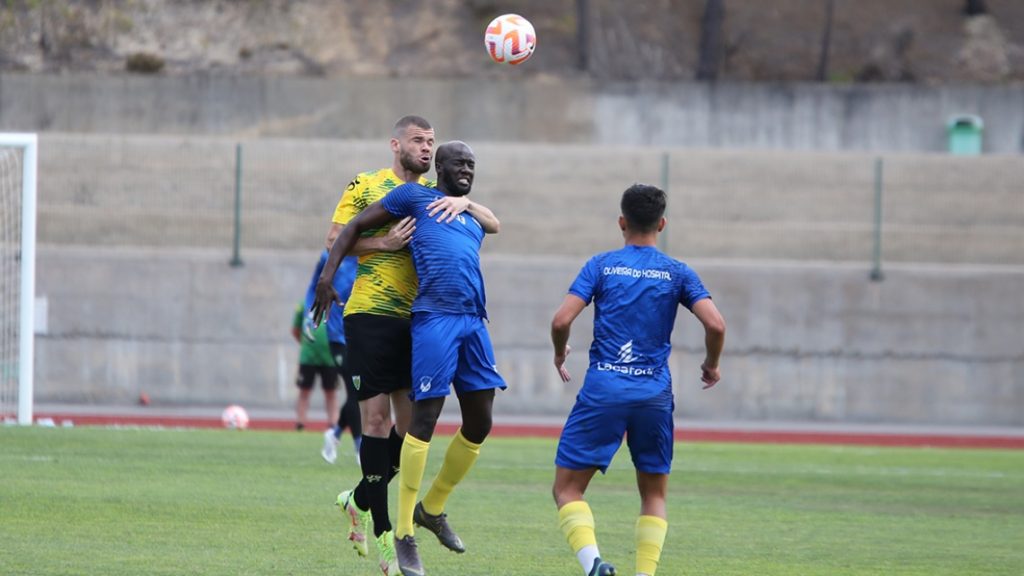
[{"xmin": 947, "ymin": 114, "xmax": 983, "ymax": 155}]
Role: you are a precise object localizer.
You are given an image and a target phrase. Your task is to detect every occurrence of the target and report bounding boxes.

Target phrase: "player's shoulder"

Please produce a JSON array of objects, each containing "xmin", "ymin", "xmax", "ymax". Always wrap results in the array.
[
  {"xmin": 579, "ymin": 248, "xmax": 623, "ymax": 270},
  {"xmin": 345, "ymin": 168, "xmax": 392, "ymax": 192},
  {"xmin": 391, "ymin": 181, "xmax": 434, "ymax": 196}
]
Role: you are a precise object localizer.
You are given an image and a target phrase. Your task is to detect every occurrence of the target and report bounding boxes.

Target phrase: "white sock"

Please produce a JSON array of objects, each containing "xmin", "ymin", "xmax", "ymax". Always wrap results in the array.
[{"xmin": 576, "ymin": 545, "xmax": 600, "ymax": 574}]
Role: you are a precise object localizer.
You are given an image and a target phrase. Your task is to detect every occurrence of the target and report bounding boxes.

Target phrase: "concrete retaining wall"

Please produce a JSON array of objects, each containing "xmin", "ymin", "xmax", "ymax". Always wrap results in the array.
[
  {"xmin": 33, "ymin": 247, "xmax": 1024, "ymax": 426},
  {"xmin": 34, "ymin": 134, "xmax": 1024, "ymax": 265},
  {"xmin": 3, "ymin": 73, "xmax": 1023, "ymax": 152}
]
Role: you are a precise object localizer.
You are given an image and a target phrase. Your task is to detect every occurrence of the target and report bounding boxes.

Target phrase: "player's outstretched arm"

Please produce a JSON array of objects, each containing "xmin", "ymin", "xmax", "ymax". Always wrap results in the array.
[
  {"xmin": 328, "ymin": 217, "xmax": 415, "ymax": 256},
  {"xmin": 551, "ymin": 294, "xmax": 588, "ymax": 382},
  {"xmin": 691, "ymin": 298, "xmax": 725, "ymax": 389},
  {"xmin": 427, "ymin": 195, "xmax": 500, "ymax": 233},
  {"xmin": 311, "ymin": 201, "xmax": 396, "ymax": 325}
]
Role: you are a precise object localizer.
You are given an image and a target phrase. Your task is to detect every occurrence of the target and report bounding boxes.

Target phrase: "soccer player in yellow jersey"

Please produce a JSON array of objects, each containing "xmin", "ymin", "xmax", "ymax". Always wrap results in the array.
[{"xmin": 324, "ymin": 115, "xmax": 435, "ymax": 575}]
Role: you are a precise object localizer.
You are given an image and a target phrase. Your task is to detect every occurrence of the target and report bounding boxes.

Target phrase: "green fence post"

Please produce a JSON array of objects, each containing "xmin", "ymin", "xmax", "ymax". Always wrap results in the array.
[
  {"xmin": 230, "ymin": 142, "xmax": 244, "ymax": 267},
  {"xmin": 659, "ymin": 151, "xmax": 669, "ymax": 253},
  {"xmin": 869, "ymin": 156, "xmax": 884, "ymax": 281}
]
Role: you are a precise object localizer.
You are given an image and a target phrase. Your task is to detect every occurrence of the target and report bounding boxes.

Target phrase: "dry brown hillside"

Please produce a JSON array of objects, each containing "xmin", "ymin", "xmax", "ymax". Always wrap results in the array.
[{"xmin": 0, "ymin": 0, "xmax": 1021, "ymax": 83}]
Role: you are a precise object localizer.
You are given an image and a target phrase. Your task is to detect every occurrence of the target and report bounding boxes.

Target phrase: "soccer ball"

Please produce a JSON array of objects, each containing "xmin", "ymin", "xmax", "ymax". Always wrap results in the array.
[
  {"xmin": 221, "ymin": 405, "xmax": 250, "ymax": 430},
  {"xmin": 484, "ymin": 14, "xmax": 536, "ymax": 65}
]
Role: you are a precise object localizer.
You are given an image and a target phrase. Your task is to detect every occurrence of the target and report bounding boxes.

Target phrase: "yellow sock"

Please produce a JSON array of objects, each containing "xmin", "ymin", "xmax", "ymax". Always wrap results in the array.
[
  {"xmin": 635, "ymin": 515, "xmax": 668, "ymax": 576},
  {"xmin": 422, "ymin": 429, "xmax": 481, "ymax": 516},
  {"xmin": 396, "ymin": 434, "xmax": 430, "ymax": 538},
  {"xmin": 558, "ymin": 500, "xmax": 597, "ymax": 553}
]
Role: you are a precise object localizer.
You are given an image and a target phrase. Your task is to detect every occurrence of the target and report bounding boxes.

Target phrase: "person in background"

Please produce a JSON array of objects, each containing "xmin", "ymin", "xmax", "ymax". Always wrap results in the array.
[{"xmin": 302, "ymin": 252, "xmax": 361, "ymax": 464}]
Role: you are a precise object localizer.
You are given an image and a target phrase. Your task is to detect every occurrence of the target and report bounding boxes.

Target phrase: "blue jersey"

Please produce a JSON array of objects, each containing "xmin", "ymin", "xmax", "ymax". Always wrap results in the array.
[
  {"xmin": 381, "ymin": 183, "xmax": 488, "ymax": 318},
  {"xmin": 568, "ymin": 245, "xmax": 710, "ymax": 405},
  {"xmin": 304, "ymin": 251, "xmax": 357, "ymax": 344}
]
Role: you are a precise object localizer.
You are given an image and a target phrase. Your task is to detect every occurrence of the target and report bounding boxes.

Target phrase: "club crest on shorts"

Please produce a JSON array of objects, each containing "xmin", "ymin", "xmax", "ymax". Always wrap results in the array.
[
  {"xmin": 352, "ymin": 375, "xmax": 361, "ymax": 390},
  {"xmin": 418, "ymin": 377, "xmax": 432, "ymax": 393}
]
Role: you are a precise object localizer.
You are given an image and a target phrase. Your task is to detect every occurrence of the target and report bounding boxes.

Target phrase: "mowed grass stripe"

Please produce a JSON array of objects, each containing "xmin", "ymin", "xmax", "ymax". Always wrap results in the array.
[{"xmin": 1, "ymin": 428, "xmax": 1021, "ymax": 575}]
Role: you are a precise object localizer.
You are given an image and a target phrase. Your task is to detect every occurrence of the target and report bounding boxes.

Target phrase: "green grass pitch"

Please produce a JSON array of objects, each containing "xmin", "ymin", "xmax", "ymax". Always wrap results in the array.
[{"xmin": 1, "ymin": 426, "xmax": 1022, "ymax": 575}]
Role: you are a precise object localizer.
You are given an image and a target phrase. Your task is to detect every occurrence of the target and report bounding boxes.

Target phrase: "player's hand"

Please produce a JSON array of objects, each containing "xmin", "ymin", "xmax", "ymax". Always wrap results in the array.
[
  {"xmin": 302, "ymin": 312, "xmax": 317, "ymax": 341},
  {"xmin": 427, "ymin": 195, "xmax": 470, "ymax": 223},
  {"xmin": 310, "ymin": 280, "xmax": 342, "ymax": 328},
  {"xmin": 554, "ymin": 345, "xmax": 572, "ymax": 383},
  {"xmin": 700, "ymin": 362, "xmax": 720, "ymax": 389},
  {"xmin": 381, "ymin": 217, "xmax": 415, "ymax": 251}
]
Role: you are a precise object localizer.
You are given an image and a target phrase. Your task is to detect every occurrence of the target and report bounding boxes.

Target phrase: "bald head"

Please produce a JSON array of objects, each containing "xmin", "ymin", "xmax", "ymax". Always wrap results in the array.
[
  {"xmin": 435, "ymin": 141, "xmax": 473, "ymax": 164},
  {"xmin": 435, "ymin": 141, "xmax": 476, "ymax": 197}
]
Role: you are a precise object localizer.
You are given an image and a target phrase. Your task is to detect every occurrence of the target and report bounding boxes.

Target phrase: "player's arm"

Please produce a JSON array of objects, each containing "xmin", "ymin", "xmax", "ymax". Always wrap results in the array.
[
  {"xmin": 326, "ymin": 174, "xmax": 415, "ymax": 252},
  {"xmin": 291, "ymin": 303, "xmax": 303, "ymax": 343},
  {"xmin": 550, "ymin": 294, "xmax": 588, "ymax": 383},
  {"xmin": 691, "ymin": 298, "xmax": 725, "ymax": 389},
  {"xmin": 427, "ymin": 196, "xmax": 501, "ymax": 234},
  {"xmin": 326, "ymin": 219, "xmax": 415, "ymax": 255},
  {"xmin": 311, "ymin": 201, "xmax": 396, "ymax": 325}
]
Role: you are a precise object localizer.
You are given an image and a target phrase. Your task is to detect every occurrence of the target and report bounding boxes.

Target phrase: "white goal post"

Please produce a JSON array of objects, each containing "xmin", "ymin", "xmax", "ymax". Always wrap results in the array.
[{"xmin": 0, "ymin": 133, "xmax": 37, "ymax": 425}]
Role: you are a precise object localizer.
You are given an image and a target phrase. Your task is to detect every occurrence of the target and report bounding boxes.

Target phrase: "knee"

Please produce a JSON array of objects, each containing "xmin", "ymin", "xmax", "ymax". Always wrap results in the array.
[
  {"xmin": 362, "ymin": 410, "xmax": 390, "ymax": 437},
  {"xmin": 552, "ymin": 484, "xmax": 579, "ymax": 509},
  {"xmin": 409, "ymin": 410, "xmax": 440, "ymax": 441},
  {"xmin": 461, "ymin": 412, "xmax": 492, "ymax": 444}
]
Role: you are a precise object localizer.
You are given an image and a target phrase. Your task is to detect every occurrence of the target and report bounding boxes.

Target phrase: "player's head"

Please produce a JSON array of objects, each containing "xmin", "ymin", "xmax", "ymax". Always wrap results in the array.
[
  {"xmin": 620, "ymin": 183, "xmax": 666, "ymax": 233},
  {"xmin": 390, "ymin": 115, "xmax": 435, "ymax": 176},
  {"xmin": 435, "ymin": 141, "xmax": 475, "ymax": 197}
]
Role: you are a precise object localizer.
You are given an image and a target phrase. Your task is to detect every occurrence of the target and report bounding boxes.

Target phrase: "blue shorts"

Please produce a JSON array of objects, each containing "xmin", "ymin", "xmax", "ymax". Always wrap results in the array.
[
  {"xmin": 410, "ymin": 313, "xmax": 507, "ymax": 401},
  {"xmin": 555, "ymin": 397, "xmax": 674, "ymax": 474}
]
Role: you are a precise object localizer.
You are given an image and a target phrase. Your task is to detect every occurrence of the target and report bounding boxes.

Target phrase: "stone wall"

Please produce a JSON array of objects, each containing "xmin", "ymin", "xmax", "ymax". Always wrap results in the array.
[
  {"xmin": 33, "ymin": 247, "xmax": 1024, "ymax": 426},
  {"xmin": 2, "ymin": 74, "xmax": 1023, "ymax": 152}
]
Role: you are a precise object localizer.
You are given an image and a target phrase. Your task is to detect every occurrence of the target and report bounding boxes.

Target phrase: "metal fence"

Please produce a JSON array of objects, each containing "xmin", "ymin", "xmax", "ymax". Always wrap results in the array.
[{"xmin": 35, "ymin": 134, "xmax": 1024, "ymax": 271}]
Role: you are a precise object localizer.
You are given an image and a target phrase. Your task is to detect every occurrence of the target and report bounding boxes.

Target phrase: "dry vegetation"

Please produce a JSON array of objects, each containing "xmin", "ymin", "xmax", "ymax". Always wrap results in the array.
[{"xmin": 0, "ymin": 0, "xmax": 1021, "ymax": 82}]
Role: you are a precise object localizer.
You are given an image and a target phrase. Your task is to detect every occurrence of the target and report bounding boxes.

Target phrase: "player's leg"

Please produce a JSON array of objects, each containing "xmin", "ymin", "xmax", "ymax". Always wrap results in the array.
[
  {"xmin": 387, "ymin": 389, "xmax": 412, "ymax": 481},
  {"xmin": 335, "ymin": 314, "xmax": 403, "ymax": 563},
  {"xmin": 626, "ymin": 402, "xmax": 673, "ymax": 576},
  {"xmin": 330, "ymin": 341, "xmax": 362, "ymax": 456},
  {"xmin": 336, "ymin": 393, "xmax": 388, "ymax": 558},
  {"xmin": 634, "ymin": 472, "xmax": 668, "ymax": 576},
  {"xmin": 383, "ymin": 319, "xmax": 414, "ymax": 482},
  {"xmin": 553, "ymin": 400, "xmax": 627, "ymax": 576},
  {"xmin": 555, "ymin": 467, "xmax": 616, "ymax": 576},
  {"xmin": 395, "ymin": 313, "xmax": 460, "ymax": 574},
  {"xmin": 341, "ymin": 372, "xmax": 362, "ymax": 455},
  {"xmin": 295, "ymin": 364, "xmax": 316, "ymax": 431},
  {"xmin": 412, "ymin": 388, "xmax": 493, "ymax": 555},
  {"xmin": 321, "ymin": 365, "xmax": 340, "ymax": 430},
  {"xmin": 417, "ymin": 314, "xmax": 506, "ymax": 547},
  {"xmin": 395, "ymin": 395, "xmax": 445, "ymax": 575},
  {"xmin": 357, "ymin": 393, "xmax": 395, "ymax": 523}
]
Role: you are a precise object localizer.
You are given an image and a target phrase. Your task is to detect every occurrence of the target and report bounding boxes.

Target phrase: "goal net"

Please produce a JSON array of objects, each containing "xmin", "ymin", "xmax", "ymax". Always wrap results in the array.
[{"xmin": 0, "ymin": 134, "xmax": 37, "ymax": 425}]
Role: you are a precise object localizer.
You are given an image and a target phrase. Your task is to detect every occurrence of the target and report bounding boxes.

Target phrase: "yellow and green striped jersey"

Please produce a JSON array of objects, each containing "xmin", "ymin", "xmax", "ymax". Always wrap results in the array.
[{"xmin": 332, "ymin": 168, "xmax": 434, "ymax": 319}]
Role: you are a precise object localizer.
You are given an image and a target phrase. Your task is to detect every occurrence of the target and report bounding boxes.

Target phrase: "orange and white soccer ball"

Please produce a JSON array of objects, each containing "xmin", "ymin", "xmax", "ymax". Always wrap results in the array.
[
  {"xmin": 221, "ymin": 404, "xmax": 250, "ymax": 430},
  {"xmin": 484, "ymin": 14, "xmax": 536, "ymax": 65}
]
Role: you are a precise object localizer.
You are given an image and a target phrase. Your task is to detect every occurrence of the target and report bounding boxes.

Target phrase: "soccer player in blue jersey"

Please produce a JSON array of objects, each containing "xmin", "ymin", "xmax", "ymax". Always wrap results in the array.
[
  {"xmin": 312, "ymin": 141, "xmax": 503, "ymax": 576},
  {"xmin": 550, "ymin": 183, "xmax": 726, "ymax": 576},
  {"xmin": 299, "ymin": 251, "xmax": 360, "ymax": 464}
]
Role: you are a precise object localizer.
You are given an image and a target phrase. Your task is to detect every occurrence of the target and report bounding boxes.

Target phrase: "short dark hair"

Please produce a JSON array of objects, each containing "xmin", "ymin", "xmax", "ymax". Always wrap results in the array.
[
  {"xmin": 620, "ymin": 184, "xmax": 666, "ymax": 232},
  {"xmin": 393, "ymin": 115, "xmax": 432, "ymax": 138}
]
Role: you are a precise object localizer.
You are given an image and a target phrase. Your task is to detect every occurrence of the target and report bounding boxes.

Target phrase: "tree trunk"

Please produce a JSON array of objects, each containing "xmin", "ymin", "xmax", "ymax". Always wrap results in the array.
[{"xmin": 696, "ymin": 0, "xmax": 725, "ymax": 81}]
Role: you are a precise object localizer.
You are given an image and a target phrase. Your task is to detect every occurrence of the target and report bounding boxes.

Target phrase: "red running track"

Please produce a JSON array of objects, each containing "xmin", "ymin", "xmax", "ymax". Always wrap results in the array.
[{"xmin": 31, "ymin": 411, "xmax": 1024, "ymax": 449}]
